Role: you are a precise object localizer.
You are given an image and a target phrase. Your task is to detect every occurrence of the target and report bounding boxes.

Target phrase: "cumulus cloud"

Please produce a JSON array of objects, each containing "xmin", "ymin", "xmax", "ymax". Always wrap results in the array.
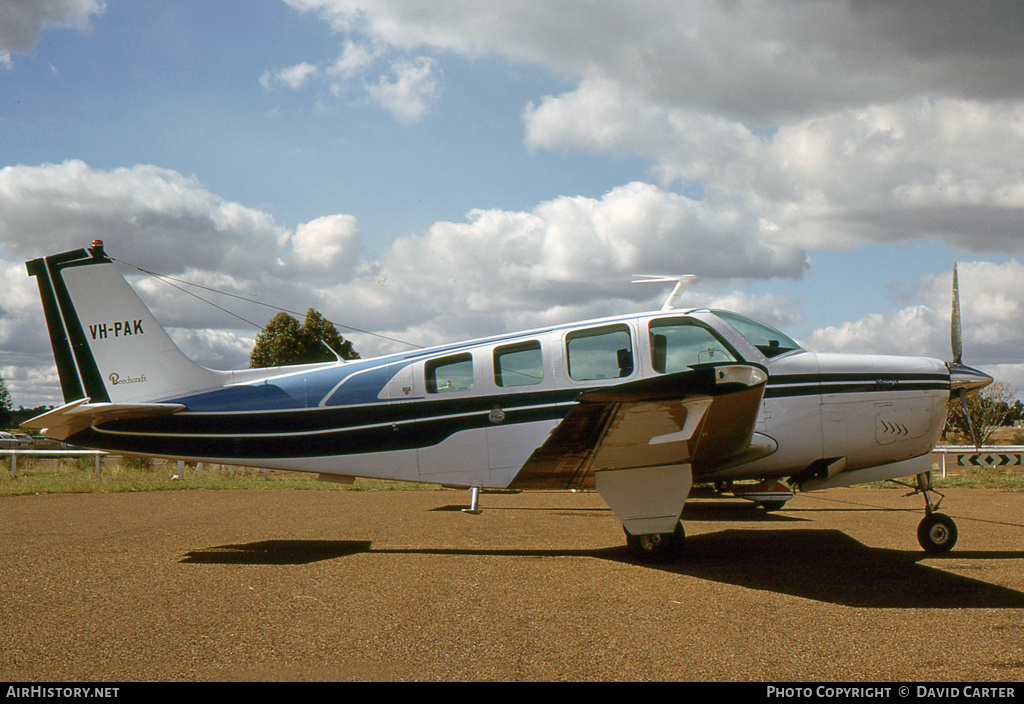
[
  {"xmin": 277, "ymin": 2, "xmax": 1024, "ymax": 257},
  {"xmin": 258, "ymin": 24, "xmax": 440, "ymax": 124},
  {"xmin": 806, "ymin": 261, "xmax": 1024, "ymax": 391},
  {"xmin": 526, "ymin": 88, "xmax": 1024, "ymax": 256},
  {"xmin": 364, "ymin": 56, "xmax": 440, "ymax": 124},
  {"xmin": 0, "ymin": 0, "xmax": 105, "ymax": 67},
  {"xmin": 4, "ymin": 160, "xmax": 1020, "ymax": 406},
  {"xmin": 289, "ymin": 213, "xmax": 361, "ymax": 277},
  {"xmin": 0, "ymin": 160, "xmax": 289, "ymax": 277},
  {"xmin": 358, "ymin": 181, "xmax": 807, "ymax": 313},
  {"xmin": 0, "ymin": 161, "xmax": 807, "ymax": 405},
  {"xmin": 327, "ymin": 40, "xmax": 379, "ymax": 83},
  {"xmin": 260, "ymin": 61, "xmax": 320, "ymax": 91},
  {"xmin": 284, "ymin": 1, "xmax": 1024, "ymax": 118}
]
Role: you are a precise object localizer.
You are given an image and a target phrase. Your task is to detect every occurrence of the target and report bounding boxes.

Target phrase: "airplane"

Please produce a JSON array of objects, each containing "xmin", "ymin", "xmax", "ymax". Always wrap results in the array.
[{"xmin": 22, "ymin": 240, "xmax": 993, "ymax": 560}]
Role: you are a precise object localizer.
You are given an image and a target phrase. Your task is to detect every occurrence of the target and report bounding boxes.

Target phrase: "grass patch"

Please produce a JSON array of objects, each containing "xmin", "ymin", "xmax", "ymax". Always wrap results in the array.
[
  {"xmin": 932, "ymin": 466, "xmax": 1024, "ymax": 490},
  {"xmin": 0, "ymin": 455, "xmax": 441, "ymax": 497},
  {"xmin": 4, "ymin": 453, "xmax": 1023, "ymax": 499}
]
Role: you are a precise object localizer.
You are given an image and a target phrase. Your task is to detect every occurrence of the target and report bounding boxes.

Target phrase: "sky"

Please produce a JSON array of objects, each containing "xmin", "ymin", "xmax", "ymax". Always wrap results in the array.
[{"xmin": 1, "ymin": 0, "xmax": 1023, "ymax": 408}]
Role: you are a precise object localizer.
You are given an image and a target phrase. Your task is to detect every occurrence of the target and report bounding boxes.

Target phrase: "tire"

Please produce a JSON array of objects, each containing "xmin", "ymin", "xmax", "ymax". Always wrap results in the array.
[
  {"xmin": 918, "ymin": 513, "xmax": 958, "ymax": 553},
  {"xmin": 624, "ymin": 521, "xmax": 686, "ymax": 562}
]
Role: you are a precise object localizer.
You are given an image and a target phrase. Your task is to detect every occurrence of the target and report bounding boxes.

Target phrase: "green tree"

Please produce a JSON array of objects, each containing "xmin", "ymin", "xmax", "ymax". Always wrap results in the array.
[
  {"xmin": 1010, "ymin": 399, "xmax": 1024, "ymax": 426},
  {"xmin": 0, "ymin": 374, "xmax": 11, "ymax": 429},
  {"xmin": 249, "ymin": 309, "xmax": 359, "ymax": 368}
]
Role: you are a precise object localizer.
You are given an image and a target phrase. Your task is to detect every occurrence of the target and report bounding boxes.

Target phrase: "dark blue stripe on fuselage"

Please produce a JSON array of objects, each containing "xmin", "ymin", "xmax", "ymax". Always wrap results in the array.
[
  {"xmin": 74, "ymin": 389, "xmax": 579, "ymax": 459},
  {"xmin": 765, "ymin": 372, "xmax": 949, "ymax": 399},
  {"xmin": 69, "ymin": 371, "xmax": 951, "ymax": 460}
]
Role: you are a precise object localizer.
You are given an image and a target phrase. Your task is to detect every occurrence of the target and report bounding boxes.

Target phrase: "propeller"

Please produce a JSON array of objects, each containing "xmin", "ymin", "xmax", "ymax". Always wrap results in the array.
[
  {"xmin": 946, "ymin": 262, "xmax": 993, "ymax": 449},
  {"xmin": 951, "ymin": 262, "xmax": 962, "ymax": 366}
]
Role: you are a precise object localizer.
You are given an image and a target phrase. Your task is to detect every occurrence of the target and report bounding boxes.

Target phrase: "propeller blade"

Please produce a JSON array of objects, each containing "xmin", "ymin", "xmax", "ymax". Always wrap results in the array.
[
  {"xmin": 946, "ymin": 261, "xmax": 992, "ymax": 449},
  {"xmin": 957, "ymin": 386, "xmax": 981, "ymax": 450},
  {"xmin": 951, "ymin": 262, "xmax": 963, "ymax": 365}
]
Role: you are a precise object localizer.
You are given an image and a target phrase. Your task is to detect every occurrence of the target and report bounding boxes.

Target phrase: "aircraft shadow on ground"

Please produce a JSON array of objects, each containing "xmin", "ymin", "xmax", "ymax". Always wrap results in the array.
[
  {"xmin": 180, "ymin": 530, "xmax": 1024, "ymax": 609},
  {"xmin": 181, "ymin": 540, "xmax": 372, "ymax": 565},
  {"xmin": 645, "ymin": 529, "xmax": 1024, "ymax": 609},
  {"xmin": 682, "ymin": 501, "xmax": 806, "ymax": 522}
]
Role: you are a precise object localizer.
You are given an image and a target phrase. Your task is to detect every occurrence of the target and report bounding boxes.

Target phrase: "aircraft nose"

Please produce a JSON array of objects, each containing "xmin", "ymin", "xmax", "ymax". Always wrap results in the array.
[{"xmin": 948, "ymin": 362, "xmax": 993, "ymax": 394}]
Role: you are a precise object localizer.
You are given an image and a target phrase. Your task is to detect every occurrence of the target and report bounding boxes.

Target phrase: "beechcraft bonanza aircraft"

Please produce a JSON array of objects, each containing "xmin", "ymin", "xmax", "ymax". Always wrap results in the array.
[{"xmin": 23, "ymin": 241, "xmax": 993, "ymax": 560}]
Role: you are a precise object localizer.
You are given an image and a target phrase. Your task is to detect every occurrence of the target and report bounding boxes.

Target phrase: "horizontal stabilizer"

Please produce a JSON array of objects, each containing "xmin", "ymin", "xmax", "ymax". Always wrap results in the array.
[{"xmin": 21, "ymin": 398, "xmax": 185, "ymax": 441}]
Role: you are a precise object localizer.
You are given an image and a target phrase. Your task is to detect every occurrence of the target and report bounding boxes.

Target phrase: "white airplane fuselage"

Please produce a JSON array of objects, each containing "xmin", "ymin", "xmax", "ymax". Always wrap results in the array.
[
  {"xmin": 54, "ymin": 306, "xmax": 949, "ymax": 491},
  {"xmin": 23, "ymin": 242, "xmax": 990, "ymax": 557}
]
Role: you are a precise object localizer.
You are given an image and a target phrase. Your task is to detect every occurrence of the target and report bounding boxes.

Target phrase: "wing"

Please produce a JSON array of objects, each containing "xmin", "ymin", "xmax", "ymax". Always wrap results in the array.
[
  {"xmin": 20, "ymin": 397, "xmax": 185, "ymax": 441},
  {"xmin": 508, "ymin": 363, "xmax": 773, "ymax": 490}
]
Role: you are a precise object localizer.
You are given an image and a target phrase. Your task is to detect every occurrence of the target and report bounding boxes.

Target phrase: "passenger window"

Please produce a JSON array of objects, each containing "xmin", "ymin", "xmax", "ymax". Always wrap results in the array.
[
  {"xmin": 649, "ymin": 318, "xmax": 737, "ymax": 373},
  {"xmin": 426, "ymin": 353, "xmax": 474, "ymax": 393},
  {"xmin": 566, "ymin": 325, "xmax": 634, "ymax": 381},
  {"xmin": 494, "ymin": 341, "xmax": 544, "ymax": 387}
]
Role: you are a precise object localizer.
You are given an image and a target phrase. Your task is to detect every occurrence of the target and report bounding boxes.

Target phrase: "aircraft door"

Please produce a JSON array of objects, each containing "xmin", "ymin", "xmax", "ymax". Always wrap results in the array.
[
  {"xmin": 486, "ymin": 340, "xmax": 559, "ymax": 487},
  {"xmin": 414, "ymin": 353, "xmax": 490, "ymax": 484}
]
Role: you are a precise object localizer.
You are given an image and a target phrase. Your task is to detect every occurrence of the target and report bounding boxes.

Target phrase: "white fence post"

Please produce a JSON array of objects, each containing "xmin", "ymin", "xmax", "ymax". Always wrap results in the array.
[{"xmin": 2, "ymin": 449, "xmax": 107, "ymax": 479}]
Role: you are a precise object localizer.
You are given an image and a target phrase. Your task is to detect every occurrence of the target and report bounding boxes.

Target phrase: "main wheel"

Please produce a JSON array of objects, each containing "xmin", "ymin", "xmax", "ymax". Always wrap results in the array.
[
  {"xmin": 624, "ymin": 521, "xmax": 686, "ymax": 562},
  {"xmin": 918, "ymin": 513, "xmax": 958, "ymax": 553}
]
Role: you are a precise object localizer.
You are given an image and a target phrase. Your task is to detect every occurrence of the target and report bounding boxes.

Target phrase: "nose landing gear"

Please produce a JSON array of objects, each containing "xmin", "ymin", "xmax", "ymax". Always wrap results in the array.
[{"xmin": 900, "ymin": 471, "xmax": 958, "ymax": 553}]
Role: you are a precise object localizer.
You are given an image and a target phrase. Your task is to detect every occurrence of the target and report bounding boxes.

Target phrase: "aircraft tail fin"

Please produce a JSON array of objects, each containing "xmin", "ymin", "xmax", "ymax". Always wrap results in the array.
[{"xmin": 25, "ymin": 241, "xmax": 223, "ymax": 404}]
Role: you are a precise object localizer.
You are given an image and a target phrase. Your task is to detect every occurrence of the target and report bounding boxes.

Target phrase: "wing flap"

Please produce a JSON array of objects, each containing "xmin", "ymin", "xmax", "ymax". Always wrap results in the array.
[
  {"xmin": 509, "ymin": 363, "xmax": 769, "ymax": 490},
  {"xmin": 21, "ymin": 397, "xmax": 186, "ymax": 441}
]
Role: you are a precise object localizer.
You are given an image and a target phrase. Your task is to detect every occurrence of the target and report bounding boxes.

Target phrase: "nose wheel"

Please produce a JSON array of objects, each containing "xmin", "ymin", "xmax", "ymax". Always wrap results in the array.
[
  {"xmin": 918, "ymin": 512, "xmax": 958, "ymax": 553},
  {"xmin": 901, "ymin": 471, "xmax": 958, "ymax": 553}
]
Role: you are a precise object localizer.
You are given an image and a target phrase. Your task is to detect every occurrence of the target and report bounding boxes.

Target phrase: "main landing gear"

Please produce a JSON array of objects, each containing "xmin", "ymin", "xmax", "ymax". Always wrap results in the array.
[
  {"xmin": 624, "ymin": 521, "xmax": 686, "ymax": 562},
  {"xmin": 899, "ymin": 471, "xmax": 958, "ymax": 553}
]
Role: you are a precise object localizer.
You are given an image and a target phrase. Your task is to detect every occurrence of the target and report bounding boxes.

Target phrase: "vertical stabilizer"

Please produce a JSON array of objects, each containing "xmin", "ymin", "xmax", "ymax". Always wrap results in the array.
[{"xmin": 26, "ymin": 241, "xmax": 223, "ymax": 404}]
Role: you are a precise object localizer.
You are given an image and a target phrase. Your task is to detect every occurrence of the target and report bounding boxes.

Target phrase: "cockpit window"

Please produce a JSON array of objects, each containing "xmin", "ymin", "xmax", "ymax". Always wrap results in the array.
[
  {"xmin": 649, "ymin": 318, "xmax": 738, "ymax": 373},
  {"xmin": 711, "ymin": 310, "xmax": 801, "ymax": 358}
]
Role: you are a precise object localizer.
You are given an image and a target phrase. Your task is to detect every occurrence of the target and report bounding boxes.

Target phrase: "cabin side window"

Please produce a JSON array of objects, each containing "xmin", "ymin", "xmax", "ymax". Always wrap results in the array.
[
  {"xmin": 494, "ymin": 341, "xmax": 544, "ymax": 388},
  {"xmin": 649, "ymin": 318, "xmax": 738, "ymax": 373},
  {"xmin": 566, "ymin": 324, "xmax": 634, "ymax": 381},
  {"xmin": 426, "ymin": 353, "xmax": 474, "ymax": 394}
]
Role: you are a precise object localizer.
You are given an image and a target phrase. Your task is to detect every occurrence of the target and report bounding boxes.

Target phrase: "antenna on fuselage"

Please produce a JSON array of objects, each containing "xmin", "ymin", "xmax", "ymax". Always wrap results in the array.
[
  {"xmin": 321, "ymin": 340, "xmax": 348, "ymax": 364},
  {"xmin": 632, "ymin": 275, "xmax": 697, "ymax": 310}
]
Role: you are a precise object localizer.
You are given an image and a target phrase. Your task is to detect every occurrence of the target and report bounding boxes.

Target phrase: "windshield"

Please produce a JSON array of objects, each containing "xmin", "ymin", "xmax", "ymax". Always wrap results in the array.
[{"xmin": 711, "ymin": 310, "xmax": 802, "ymax": 358}]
